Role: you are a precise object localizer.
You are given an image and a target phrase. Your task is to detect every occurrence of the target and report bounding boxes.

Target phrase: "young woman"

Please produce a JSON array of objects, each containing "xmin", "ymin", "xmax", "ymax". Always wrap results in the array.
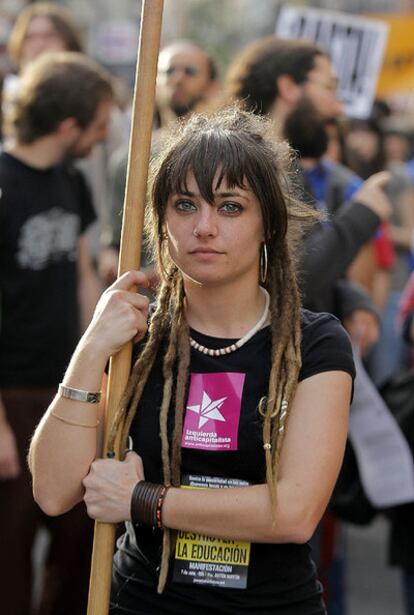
[{"xmin": 29, "ymin": 107, "xmax": 354, "ymax": 614}]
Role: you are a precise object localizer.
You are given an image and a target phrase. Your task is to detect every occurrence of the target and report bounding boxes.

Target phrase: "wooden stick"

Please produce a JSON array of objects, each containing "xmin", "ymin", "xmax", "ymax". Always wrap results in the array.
[{"xmin": 86, "ymin": 2, "xmax": 164, "ymax": 613}]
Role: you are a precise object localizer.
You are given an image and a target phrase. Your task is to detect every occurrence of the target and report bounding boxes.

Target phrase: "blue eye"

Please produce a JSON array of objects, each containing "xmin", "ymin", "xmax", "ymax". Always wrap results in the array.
[
  {"xmin": 220, "ymin": 202, "xmax": 242, "ymax": 214},
  {"xmin": 175, "ymin": 200, "xmax": 196, "ymax": 212}
]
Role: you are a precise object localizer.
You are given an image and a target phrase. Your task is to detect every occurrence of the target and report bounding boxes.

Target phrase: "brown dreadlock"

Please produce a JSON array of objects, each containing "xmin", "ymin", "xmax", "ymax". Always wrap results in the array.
[{"xmin": 108, "ymin": 106, "xmax": 318, "ymax": 592}]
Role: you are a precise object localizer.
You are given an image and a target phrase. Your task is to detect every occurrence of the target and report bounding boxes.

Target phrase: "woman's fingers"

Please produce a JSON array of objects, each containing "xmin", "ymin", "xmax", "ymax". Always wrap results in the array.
[
  {"xmin": 109, "ymin": 270, "xmax": 150, "ymax": 292},
  {"xmin": 84, "ymin": 271, "xmax": 152, "ymax": 355}
]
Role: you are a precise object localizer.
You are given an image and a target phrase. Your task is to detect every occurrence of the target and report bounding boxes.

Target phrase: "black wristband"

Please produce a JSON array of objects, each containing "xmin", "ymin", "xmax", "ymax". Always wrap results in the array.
[{"xmin": 130, "ymin": 481, "xmax": 169, "ymax": 528}]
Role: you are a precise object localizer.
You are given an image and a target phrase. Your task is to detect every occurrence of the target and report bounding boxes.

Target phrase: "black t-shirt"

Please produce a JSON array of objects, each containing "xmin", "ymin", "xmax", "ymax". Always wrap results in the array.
[
  {"xmin": 111, "ymin": 310, "xmax": 355, "ymax": 615},
  {"xmin": 0, "ymin": 152, "xmax": 95, "ymax": 387}
]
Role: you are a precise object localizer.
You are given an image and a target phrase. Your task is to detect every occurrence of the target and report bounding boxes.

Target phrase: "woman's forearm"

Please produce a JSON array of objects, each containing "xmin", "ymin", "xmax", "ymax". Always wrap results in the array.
[
  {"xmin": 162, "ymin": 481, "xmax": 324, "ymax": 544},
  {"xmin": 29, "ymin": 337, "xmax": 108, "ymax": 515},
  {"xmin": 29, "ymin": 270, "xmax": 150, "ymax": 516}
]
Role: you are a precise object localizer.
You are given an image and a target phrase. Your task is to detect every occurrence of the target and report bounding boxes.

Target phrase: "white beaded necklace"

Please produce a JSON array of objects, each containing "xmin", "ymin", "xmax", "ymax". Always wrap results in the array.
[{"xmin": 189, "ymin": 288, "xmax": 270, "ymax": 357}]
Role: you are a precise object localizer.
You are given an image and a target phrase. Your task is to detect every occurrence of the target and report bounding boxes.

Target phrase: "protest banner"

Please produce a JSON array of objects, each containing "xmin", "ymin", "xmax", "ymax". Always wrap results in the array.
[{"xmin": 275, "ymin": 6, "xmax": 388, "ymax": 118}]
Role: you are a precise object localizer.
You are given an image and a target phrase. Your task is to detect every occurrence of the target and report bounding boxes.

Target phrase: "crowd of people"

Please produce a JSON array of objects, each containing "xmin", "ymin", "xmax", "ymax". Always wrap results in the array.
[{"xmin": 1, "ymin": 3, "xmax": 414, "ymax": 615}]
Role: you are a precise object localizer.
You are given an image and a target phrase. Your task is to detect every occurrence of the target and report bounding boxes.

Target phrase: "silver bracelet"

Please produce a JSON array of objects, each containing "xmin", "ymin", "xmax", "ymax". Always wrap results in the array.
[{"xmin": 58, "ymin": 383, "xmax": 102, "ymax": 404}]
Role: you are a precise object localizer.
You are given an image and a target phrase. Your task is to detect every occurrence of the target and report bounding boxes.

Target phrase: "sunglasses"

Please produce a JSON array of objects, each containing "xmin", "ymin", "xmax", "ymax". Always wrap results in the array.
[{"xmin": 164, "ymin": 65, "xmax": 200, "ymax": 77}]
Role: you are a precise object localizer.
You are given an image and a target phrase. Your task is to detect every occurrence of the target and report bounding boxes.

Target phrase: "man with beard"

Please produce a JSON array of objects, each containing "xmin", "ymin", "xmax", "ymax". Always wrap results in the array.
[
  {"xmin": 226, "ymin": 36, "xmax": 391, "ymax": 350},
  {"xmin": 156, "ymin": 39, "xmax": 219, "ymax": 120},
  {"xmin": 100, "ymin": 40, "xmax": 220, "ymax": 285},
  {"xmin": 0, "ymin": 51, "xmax": 113, "ymax": 615}
]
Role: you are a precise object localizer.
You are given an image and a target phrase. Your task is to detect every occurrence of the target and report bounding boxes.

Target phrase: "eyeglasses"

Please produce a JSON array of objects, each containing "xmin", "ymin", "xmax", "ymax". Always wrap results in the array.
[{"xmin": 163, "ymin": 65, "xmax": 200, "ymax": 77}]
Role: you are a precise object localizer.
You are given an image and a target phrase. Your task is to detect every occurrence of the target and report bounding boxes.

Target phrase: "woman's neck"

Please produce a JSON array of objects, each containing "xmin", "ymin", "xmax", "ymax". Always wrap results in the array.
[{"xmin": 184, "ymin": 280, "xmax": 268, "ymax": 339}]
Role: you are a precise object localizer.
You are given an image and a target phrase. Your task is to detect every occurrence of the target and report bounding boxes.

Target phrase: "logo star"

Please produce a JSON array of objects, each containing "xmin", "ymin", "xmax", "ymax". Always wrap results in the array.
[{"xmin": 187, "ymin": 391, "xmax": 227, "ymax": 429}]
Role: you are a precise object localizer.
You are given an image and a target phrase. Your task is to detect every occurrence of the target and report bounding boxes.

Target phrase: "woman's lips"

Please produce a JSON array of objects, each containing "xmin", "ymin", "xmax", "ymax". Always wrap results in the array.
[
  {"xmin": 189, "ymin": 248, "xmax": 224, "ymax": 259},
  {"xmin": 190, "ymin": 248, "xmax": 222, "ymax": 254}
]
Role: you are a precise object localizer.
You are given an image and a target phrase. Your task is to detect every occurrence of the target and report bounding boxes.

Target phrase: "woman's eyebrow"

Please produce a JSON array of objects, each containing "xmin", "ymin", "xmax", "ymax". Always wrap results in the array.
[
  {"xmin": 176, "ymin": 191, "xmax": 196, "ymax": 196},
  {"xmin": 174, "ymin": 190, "xmax": 250, "ymax": 200},
  {"xmin": 215, "ymin": 191, "xmax": 250, "ymax": 200}
]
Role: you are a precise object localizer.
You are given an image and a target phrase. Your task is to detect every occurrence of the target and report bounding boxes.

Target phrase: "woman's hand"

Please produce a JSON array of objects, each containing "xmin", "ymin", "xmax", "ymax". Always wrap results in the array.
[
  {"xmin": 82, "ymin": 270, "xmax": 150, "ymax": 358},
  {"xmin": 83, "ymin": 451, "xmax": 145, "ymax": 523}
]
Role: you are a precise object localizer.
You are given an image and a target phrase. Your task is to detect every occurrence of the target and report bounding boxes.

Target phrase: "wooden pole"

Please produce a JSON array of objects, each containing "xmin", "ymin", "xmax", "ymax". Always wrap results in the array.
[{"xmin": 86, "ymin": 2, "xmax": 164, "ymax": 613}]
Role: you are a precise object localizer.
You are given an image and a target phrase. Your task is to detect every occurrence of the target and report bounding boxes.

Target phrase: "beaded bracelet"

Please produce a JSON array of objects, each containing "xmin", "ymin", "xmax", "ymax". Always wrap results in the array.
[{"xmin": 130, "ymin": 481, "xmax": 170, "ymax": 529}]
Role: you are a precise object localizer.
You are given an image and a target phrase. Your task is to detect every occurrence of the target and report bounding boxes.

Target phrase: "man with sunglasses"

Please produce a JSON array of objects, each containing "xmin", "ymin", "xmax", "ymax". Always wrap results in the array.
[{"xmin": 157, "ymin": 39, "xmax": 219, "ymax": 120}]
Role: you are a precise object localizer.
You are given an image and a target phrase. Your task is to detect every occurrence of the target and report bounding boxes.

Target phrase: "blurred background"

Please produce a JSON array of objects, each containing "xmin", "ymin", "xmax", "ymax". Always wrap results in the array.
[
  {"xmin": 1, "ymin": 0, "xmax": 414, "ymax": 114},
  {"xmin": 2, "ymin": 2, "xmax": 414, "ymax": 614}
]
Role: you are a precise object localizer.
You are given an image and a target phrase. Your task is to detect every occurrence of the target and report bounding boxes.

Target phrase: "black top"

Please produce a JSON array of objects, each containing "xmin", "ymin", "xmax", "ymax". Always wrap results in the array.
[
  {"xmin": 111, "ymin": 310, "xmax": 355, "ymax": 615},
  {"xmin": 0, "ymin": 152, "xmax": 95, "ymax": 387},
  {"xmin": 297, "ymin": 163, "xmax": 380, "ymax": 318}
]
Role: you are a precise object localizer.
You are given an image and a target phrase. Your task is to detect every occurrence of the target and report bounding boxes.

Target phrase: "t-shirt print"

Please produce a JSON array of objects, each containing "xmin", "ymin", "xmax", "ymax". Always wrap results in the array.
[{"xmin": 181, "ymin": 372, "xmax": 245, "ymax": 451}]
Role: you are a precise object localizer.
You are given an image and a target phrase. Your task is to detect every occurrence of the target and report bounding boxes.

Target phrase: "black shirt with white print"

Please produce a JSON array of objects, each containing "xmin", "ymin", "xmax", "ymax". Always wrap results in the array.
[{"xmin": 0, "ymin": 152, "xmax": 95, "ymax": 387}]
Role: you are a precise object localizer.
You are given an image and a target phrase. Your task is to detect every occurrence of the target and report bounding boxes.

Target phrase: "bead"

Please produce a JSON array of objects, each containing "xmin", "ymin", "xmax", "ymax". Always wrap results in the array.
[
  {"xmin": 263, "ymin": 443, "xmax": 272, "ymax": 450},
  {"xmin": 189, "ymin": 287, "xmax": 270, "ymax": 358}
]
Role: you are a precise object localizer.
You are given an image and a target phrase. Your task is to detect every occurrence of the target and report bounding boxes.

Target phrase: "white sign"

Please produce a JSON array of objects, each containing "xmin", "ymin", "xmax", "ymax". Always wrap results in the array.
[
  {"xmin": 276, "ymin": 6, "xmax": 389, "ymax": 119},
  {"xmin": 349, "ymin": 349, "xmax": 414, "ymax": 508}
]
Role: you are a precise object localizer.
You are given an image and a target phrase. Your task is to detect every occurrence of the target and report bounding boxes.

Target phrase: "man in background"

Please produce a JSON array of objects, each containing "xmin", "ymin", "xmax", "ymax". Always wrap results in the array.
[
  {"xmin": 156, "ymin": 39, "xmax": 220, "ymax": 121},
  {"xmin": 226, "ymin": 36, "xmax": 391, "ymax": 348},
  {"xmin": 0, "ymin": 51, "xmax": 113, "ymax": 615}
]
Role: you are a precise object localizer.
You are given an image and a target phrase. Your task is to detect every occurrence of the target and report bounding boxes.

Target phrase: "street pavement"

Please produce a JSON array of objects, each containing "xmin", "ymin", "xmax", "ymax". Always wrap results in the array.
[{"xmin": 346, "ymin": 516, "xmax": 404, "ymax": 614}]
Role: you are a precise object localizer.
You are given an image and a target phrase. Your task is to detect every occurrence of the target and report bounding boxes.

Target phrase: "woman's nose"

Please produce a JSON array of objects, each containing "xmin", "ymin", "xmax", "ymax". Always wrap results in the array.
[{"xmin": 193, "ymin": 207, "xmax": 217, "ymax": 237}]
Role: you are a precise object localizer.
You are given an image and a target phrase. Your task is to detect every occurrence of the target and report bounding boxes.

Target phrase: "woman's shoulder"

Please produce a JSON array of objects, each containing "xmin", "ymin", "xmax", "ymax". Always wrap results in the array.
[
  {"xmin": 299, "ymin": 309, "xmax": 355, "ymax": 382},
  {"xmin": 300, "ymin": 308, "xmax": 344, "ymax": 334}
]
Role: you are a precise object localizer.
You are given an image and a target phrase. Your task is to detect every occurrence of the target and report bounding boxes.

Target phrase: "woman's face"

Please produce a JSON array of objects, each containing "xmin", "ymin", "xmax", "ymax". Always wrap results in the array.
[
  {"xmin": 21, "ymin": 16, "xmax": 67, "ymax": 66},
  {"xmin": 165, "ymin": 171, "xmax": 265, "ymax": 288}
]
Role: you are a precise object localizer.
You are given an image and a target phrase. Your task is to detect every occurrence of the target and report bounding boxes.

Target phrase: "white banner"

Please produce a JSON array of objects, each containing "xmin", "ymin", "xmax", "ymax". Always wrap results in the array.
[
  {"xmin": 349, "ymin": 349, "xmax": 414, "ymax": 508},
  {"xmin": 275, "ymin": 6, "xmax": 389, "ymax": 119}
]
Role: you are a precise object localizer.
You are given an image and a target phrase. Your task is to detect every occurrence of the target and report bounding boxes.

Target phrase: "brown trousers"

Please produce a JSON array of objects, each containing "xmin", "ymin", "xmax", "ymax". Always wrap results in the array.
[{"xmin": 0, "ymin": 388, "xmax": 94, "ymax": 615}]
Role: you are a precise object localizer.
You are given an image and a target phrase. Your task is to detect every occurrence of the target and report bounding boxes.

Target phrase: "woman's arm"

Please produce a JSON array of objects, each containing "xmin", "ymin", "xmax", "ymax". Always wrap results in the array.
[
  {"xmin": 83, "ymin": 369, "xmax": 352, "ymax": 544},
  {"xmin": 29, "ymin": 270, "xmax": 149, "ymax": 516}
]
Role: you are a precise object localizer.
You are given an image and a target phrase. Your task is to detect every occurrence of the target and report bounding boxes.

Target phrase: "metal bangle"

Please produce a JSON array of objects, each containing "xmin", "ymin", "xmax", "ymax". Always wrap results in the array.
[{"xmin": 58, "ymin": 383, "xmax": 101, "ymax": 404}]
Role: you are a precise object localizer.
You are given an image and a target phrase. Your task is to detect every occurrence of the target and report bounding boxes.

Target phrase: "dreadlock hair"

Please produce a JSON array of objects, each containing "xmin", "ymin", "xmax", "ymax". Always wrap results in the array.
[{"xmin": 108, "ymin": 105, "xmax": 318, "ymax": 592}]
